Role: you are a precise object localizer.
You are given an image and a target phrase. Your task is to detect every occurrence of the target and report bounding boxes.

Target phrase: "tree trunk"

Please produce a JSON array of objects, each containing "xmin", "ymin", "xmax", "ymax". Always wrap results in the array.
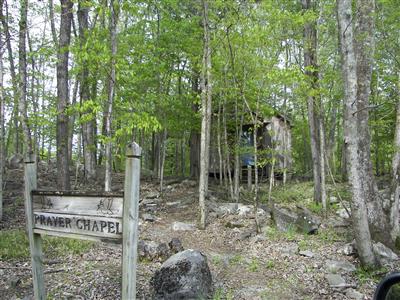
[
  {"xmin": 302, "ymin": 0, "xmax": 322, "ymax": 204},
  {"xmin": 0, "ymin": 19, "xmax": 4, "ymax": 220},
  {"xmin": 354, "ymin": 0, "xmax": 393, "ymax": 248},
  {"xmin": 1, "ymin": 1, "xmax": 19, "ymax": 154},
  {"xmin": 199, "ymin": 0, "xmax": 212, "ymax": 229},
  {"xmin": 337, "ymin": 0, "xmax": 376, "ymax": 267},
  {"xmin": 217, "ymin": 100, "xmax": 223, "ymax": 186},
  {"xmin": 160, "ymin": 129, "xmax": 167, "ymax": 196},
  {"xmin": 78, "ymin": 1, "xmax": 96, "ymax": 181},
  {"xmin": 48, "ymin": 0, "xmax": 58, "ymax": 44},
  {"xmin": 105, "ymin": 0, "xmax": 118, "ymax": 192},
  {"xmin": 18, "ymin": 0, "xmax": 33, "ymax": 155},
  {"xmin": 222, "ymin": 97, "xmax": 234, "ymax": 198},
  {"xmin": 56, "ymin": 0, "xmax": 73, "ymax": 190},
  {"xmin": 68, "ymin": 79, "xmax": 78, "ymax": 162},
  {"xmin": 189, "ymin": 74, "xmax": 200, "ymax": 179},
  {"xmin": 391, "ymin": 94, "xmax": 400, "ymax": 243}
]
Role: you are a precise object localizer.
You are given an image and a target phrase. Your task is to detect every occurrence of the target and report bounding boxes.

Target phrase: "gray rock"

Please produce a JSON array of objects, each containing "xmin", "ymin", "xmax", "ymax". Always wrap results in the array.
[
  {"xmin": 274, "ymin": 207, "xmax": 298, "ymax": 232},
  {"xmin": 180, "ymin": 179, "xmax": 197, "ymax": 188},
  {"xmin": 239, "ymin": 230, "xmax": 253, "ymax": 240},
  {"xmin": 373, "ymin": 242, "xmax": 399, "ymax": 265},
  {"xmin": 336, "ymin": 208, "xmax": 350, "ymax": 219},
  {"xmin": 237, "ymin": 204, "xmax": 253, "ymax": 216},
  {"xmin": 146, "ymin": 192, "xmax": 159, "ymax": 199},
  {"xmin": 330, "ymin": 196, "xmax": 339, "ymax": 204},
  {"xmin": 156, "ymin": 243, "xmax": 170, "ymax": 260},
  {"xmin": 328, "ymin": 218, "xmax": 350, "ymax": 228},
  {"xmin": 282, "ymin": 244, "xmax": 299, "ymax": 256},
  {"xmin": 7, "ymin": 154, "xmax": 24, "ymax": 169},
  {"xmin": 295, "ymin": 206, "xmax": 320, "ymax": 234},
  {"xmin": 325, "ymin": 273, "xmax": 347, "ymax": 288},
  {"xmin": 172, "ymin": 222, "xmax": 196, "ymax": 231},
  {"xmin": 142, "ymin": 213, "xmax": 156, "ymax": 222},
  {"xmin": 345, "ymin": 288, "xmax": 364, "ymax": 300},
  {"xmin": 273, "ymin": 206, "xmax": 320, "ymax": 234},
  {"xmin": 338, "ymin": 243, "xmax": 355, "ymax": 256},
  {"xmin": 9, "ymin": 275, "xmax": 21, "ymax": 288},
  {"xmin": 169, "ymin": 238, "xmax": 184, "ymax": 254},
  {"xmin": 151, "ymin": 249, "xmax": 212, "ymax": 300},
  {"xmin": 251, "ymin": 234, "xmax": 267, "ymax": 243},
  {"xmin": 141, "ymin": 199, "xmax": 158, "ymax": 206},
  {"xmin": 217, "ymin": 203, "xmax": 238, "ymax": 215},
  {"xmin": 325, "ymin": 259, "xmax": 356, "ymax": 273},
  {"xmin": 299, "ymin": 250, "xmax": 315, "ymax": 258},
  {"xmin": 138, "ymin": 240, "xmax": 159, "ymax": 260},
  {"xmin": 225, "ymin": 220, "xmax": 244, "ymax": 228}
]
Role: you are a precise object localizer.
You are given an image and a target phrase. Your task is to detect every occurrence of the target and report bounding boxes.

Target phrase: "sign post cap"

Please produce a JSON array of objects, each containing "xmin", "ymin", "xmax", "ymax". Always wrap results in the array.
[{"xmin": 126, "ymin": 142, "xmax": 142, "ymax": 157}]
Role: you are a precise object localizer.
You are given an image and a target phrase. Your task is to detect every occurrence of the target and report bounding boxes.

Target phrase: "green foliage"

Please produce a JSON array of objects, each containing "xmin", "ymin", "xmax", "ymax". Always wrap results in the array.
[
  {"xmin": 247, "ymin": 258, "xmax": 259, "ymax": 272},
  {"xmin": 355, "ymin": 266, "xmax": 388, "ymax": 285},
  {"xmin": 0, "ymin": 230, "xmax": 94, "ymax": 260},
  {"xmin": 265, "ymin": 260, "xmax": 275, "ymax": 269},
  {"xmin": 0, "ymin": 230, "xmax": 30, "ymax": 260},
  {"xmin": 317, "ymin": 227, "xmax": 342, "ymax": 244},
  {"xmin": 266, "ymin": 181, "xmax": 314, "ymax": 204},
  {"xmin": 213, "ymin": 288, "xmax": 234, "ymax": 300},
  {"xmin": 229, "ymin": 254, "xmax": 244, "ymax": 265}
]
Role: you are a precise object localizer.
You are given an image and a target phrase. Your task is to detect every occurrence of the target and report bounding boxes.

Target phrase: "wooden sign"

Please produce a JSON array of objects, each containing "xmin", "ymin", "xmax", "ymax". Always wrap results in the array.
[
  {"xmin": 24, "ymin": 142, "xmax": 141, "ymax": 300},
  {"xmin": 32, "ymin": 191, "xmax": 123, "ymax": 241}
]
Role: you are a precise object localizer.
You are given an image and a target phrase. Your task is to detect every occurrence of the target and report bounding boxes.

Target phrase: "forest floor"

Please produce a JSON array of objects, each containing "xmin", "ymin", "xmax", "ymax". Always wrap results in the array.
[{"xmin": 0, "ymin": 164, "xmax": 399, "ymax": 299}]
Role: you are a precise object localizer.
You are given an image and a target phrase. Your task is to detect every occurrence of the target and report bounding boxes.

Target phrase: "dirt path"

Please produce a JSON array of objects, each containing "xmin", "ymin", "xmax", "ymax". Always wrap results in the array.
[{"xmin": 0, "ymin": 168, "xmax": 397, "ymax": 299}]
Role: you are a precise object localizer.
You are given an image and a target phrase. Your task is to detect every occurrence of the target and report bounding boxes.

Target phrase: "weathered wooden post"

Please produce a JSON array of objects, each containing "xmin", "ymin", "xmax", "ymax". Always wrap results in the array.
[
  {"xmin": 122, "ymin": 142, "xmax": 141, "ymax": 299},
  {"xmin": 24, "ymin": 153, "xmax": 45, "ymax": 299}
]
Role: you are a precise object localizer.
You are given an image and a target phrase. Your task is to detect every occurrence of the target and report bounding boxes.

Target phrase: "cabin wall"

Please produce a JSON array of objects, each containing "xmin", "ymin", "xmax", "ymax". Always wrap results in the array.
[{"xmin": 208, "ymin": 115, "xmax": 292, "ymax": 179}]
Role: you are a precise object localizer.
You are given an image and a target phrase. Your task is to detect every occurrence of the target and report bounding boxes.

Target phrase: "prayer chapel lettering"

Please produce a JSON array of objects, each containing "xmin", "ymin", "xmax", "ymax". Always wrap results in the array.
[{"xmin": 34, "ymin": 213, "xmax": 122, "ymax": 234}]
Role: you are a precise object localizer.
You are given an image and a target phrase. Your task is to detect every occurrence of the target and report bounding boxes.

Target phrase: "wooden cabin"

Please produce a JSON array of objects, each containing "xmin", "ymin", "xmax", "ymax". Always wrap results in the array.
[{"xmin": 209, "ymin": 114, "xmax": 292, "ymax": 182}]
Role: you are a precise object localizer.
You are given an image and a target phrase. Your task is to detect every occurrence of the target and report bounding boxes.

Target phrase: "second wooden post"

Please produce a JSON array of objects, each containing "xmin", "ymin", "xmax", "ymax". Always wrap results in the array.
[{"xmin": 122, "ymin": 142, "xmax": 141, "ymax": 299}]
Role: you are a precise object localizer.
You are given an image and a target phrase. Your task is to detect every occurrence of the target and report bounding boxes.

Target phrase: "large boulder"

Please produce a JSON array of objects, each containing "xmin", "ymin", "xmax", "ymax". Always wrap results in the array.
[
  {"xmin": 7, "ymin": 154, "xmax": 24, "ymax": 169},
  {"xmin": 295, "ymin": 206, "xmax": 320, "ymax": 234},
  {"xmin": 151, "ymin": 249, "xmax": 212, "ymax": 300},
  {"xmin": 373, "ymin": 242, "xmax": 399, "ymax": 265},
  {"xmin": 273, "ymin": 206, "xmax": 320, "ymax": 234}
]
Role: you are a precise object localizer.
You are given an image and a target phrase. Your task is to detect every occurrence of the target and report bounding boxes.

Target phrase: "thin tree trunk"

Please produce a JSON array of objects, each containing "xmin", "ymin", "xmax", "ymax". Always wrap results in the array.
[
  {"xmin": 199, "ymin": 0, "xmax": 212, "ymax": 229},
  {"xmin": 302, "ymin": 0, "xmax": 322, "ymax": 204},
  {"xmin": 253, "ymin": 100, "xmax": 260, "ymax": 233},
  {"xmin": 78, "ymin": 0, "xmax": 96, "ymax": 181},
  {"xmin": 56, "ymin": 0, "xmax": 73, "ymax": 190},
  {"xmin": 390, "ymin": 75, "xmax": 400, "ymax": 242},
  {"xmin": 217, "ymin": 100, "xmax": 223, "ymax": 186},
  {"xmin": 67, "ymin": 79, "xmax": 78, "ymax": 161},
  {"xmin": 1, "ymin": 1, "xmax": 19, "ymax": 153},
  {"xmin": 27, "ymin": 31, "xmax": 38, "ymax": 154},
  {"xmin": 180, "ymin": 139, "xmax": 185, "ymax": 177},
  {"xmin": 337, "ymin": 0, "xmax": 376, "ymax": 267},
  {"xmin": 222, "ymin": 98, "xmax": 234, "ymax": 198},
  {"xmin": 18, "ymin": 0, "xmax": 33, "ymax": 155},
  {"xmin": 189, "ymin": 77, "xmax": 200, "ymax": 179},
  {"xmin": 160, "ymin": 129, "xmax": 167, "ymax": 196},
  {"xmin": 104, "ymin": 0, "xmax": 118, "ymax": 192},
  {"xmin": 320, "ymin": 116, "xmax": 327, "ymax": 214},
  {"xmin": 0, "ymin": 22, "xmax": 4, "ymax": 220},
  {"xmin": 268, "ymin": 155, "xmax": 276, "ymax": 222},
  {"xmin": 48, "ymin": 0, "xmax": 58, "ymax": 44}
]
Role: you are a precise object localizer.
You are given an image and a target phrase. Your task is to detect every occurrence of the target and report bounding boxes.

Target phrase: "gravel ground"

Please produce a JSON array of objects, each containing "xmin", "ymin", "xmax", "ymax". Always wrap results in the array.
[{"xmin": 1, "ymin": 167, "xmax": 399, "ymax": 299}]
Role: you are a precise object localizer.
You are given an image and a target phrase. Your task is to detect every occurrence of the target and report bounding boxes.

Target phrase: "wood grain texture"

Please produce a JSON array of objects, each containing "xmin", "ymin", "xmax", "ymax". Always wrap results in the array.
[
  {"xmin": 122, "ymin": 142, "xmax": 141, "ymax": 300},
  {"xmin": 32, "ymin": 194, "xmax": 123, "ymax": 218},
  {"xmin": 24, "ymin": 156, "xmax": 45, "ymax": 300}
]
